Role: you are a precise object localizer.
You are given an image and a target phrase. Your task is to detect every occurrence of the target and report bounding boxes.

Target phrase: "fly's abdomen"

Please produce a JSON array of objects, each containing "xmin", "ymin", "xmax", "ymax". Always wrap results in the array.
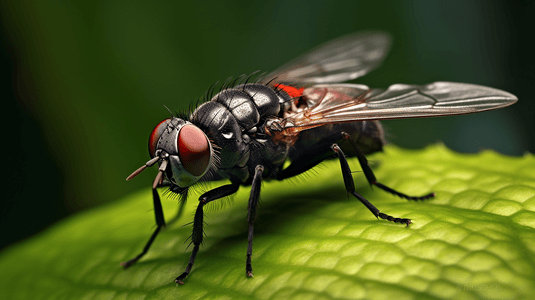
[
  {"xmin": 357, "ymin": 120, "xmax": 385, "ymax": 154},
  {"xmin": 288, "ymin": 120, "xmax": 385, "ymax": 163}
]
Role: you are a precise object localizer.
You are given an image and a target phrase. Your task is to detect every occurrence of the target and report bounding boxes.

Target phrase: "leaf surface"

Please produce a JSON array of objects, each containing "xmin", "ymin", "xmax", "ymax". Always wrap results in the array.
[{"xmin": 1, "ymin": 145, "xmax": 534, "ymax": 300}]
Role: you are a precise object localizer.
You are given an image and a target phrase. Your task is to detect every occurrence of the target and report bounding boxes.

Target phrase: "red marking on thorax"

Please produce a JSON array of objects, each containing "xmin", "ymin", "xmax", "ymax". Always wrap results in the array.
[{"xmin": 275, "ymin": 84, "xmax": 304, "ymax": 98}]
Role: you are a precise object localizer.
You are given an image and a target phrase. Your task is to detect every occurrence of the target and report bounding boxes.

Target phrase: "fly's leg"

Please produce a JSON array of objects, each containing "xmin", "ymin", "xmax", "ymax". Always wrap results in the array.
[
  {"xmin": 277, "ymin": 130, "xmax": 430, "ymax": 226},
  {"xmin": 122, "ymin": 187, "xmax": 166, "ymax": 268},
  {"xmin": 342, "ymin": 133, "xmax": 435, "ymax": 201},
  {"xmin": 246, "ymin": 165, "xmax": 264, "ymax": 277},
  {"xmin": 332, "ymin": 144, "xmax": 412, "ymax": 226},
  {"xmin": 175, "ymin": 182, "xmax": 240, "ymax": 284}
]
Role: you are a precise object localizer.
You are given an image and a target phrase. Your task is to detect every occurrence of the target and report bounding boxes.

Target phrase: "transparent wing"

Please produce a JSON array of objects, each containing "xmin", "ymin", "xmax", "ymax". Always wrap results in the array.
[
  {"xmin": 264, "ymin": 32, "xmax": 391, "ymax": 84},
  {"xmin": 281, "ymin": 82, "xmax": 517, "ymax": 134}
]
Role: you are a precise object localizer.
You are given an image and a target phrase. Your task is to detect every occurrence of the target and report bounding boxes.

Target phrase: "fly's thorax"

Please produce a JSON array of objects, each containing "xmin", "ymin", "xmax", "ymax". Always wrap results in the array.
[
  {"xmin": 234, "ymin": 83, "xmax": 284, "ymax": 117},
  {"xmin": 187, "ymin": 83, "xmax": 295, "ymax": 181},
  {"xmin": 149, "ymin": 117, "xmax": 213, "ymax": 188},
  {"xmin": 189, "ymin": 83, "xmax": 284, "ymax": 170},
  {"xmin": 190, "ymin": 101, "xmax": 247, "ymax": 169}
]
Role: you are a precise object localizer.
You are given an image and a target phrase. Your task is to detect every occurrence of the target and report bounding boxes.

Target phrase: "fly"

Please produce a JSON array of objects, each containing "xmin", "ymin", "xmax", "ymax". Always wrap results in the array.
[{"xmin": 122, "ymin": 32, "xmax": 517, "ymax": 284}]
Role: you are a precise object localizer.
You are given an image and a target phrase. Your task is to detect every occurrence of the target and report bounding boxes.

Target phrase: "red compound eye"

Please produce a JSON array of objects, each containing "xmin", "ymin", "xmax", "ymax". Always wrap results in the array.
[
  {"xmin": 148, "ymin": 118, "xmax": 171, "ymax": 157},
  {"xmin": 177, "ymin": 124, "xmax": 211, "ymax": 176}
]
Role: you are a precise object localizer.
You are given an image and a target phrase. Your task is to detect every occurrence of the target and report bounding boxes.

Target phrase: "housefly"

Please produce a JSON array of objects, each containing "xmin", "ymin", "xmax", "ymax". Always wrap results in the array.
[{"xmin": 123, "ymin": 32, "xmax": 517, "ymax": 284}]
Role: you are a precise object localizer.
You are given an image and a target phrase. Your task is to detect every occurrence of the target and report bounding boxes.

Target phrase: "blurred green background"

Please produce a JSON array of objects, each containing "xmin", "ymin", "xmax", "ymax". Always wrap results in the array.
[{"xmin": 1, "ymin": 0, "xmax": 533, "ymax": 250}]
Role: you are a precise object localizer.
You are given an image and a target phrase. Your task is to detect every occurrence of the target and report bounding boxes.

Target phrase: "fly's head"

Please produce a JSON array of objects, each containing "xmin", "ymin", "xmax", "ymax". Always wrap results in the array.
[{"xmin": 127, "ymin": 117, "xmax": 213, "ymax": 189}]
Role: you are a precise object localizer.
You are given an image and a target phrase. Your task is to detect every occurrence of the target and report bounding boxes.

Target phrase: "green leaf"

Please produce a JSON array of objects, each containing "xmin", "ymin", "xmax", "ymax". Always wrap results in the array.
[{"xmin": 1, "ymin": 144, "xmax": 534, "ymax": 300}]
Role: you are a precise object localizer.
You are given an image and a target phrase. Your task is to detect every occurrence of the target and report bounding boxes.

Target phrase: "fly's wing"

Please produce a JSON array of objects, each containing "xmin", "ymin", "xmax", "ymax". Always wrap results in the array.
[
  {"xmin": 264, "ymin": 32, "xmax": 391, "ymax": 84},
  {"xmin": 281, "ymin": 82, "xmax": 517, "ymax": 134}
]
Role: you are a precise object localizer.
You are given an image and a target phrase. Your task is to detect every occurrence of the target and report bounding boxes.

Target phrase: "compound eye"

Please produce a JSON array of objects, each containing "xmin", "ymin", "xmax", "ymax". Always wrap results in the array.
[
  {"xmin": 149, "ymin": 118, "xmax": 171, "ymax": 157},
  {"xmin": 177, "ymin": 124, "xmax": 211, "ymax": 176}
]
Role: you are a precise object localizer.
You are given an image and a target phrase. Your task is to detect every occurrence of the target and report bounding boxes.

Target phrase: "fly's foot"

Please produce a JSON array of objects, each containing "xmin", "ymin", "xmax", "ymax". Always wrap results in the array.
[
  {"xmin": 120, "ymin": 258, "xmax": 138, "ymax": 269},
  {"xmin": 175, "ymin": 272, "xmax": 188, "ymax": 285},
  {"xmin": 378, "ymin": 212, "xmax": 412, "ymax": 227},
  {"xmin": 246, "ymin": 254, "xmax": 254, "ymax": 277}
]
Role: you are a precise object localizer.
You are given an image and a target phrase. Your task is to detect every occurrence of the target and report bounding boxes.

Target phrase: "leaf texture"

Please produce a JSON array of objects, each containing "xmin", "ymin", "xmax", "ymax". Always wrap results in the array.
[{"xmin": 1, "ymin": 144, "xmax": 534, "ymax": 300}]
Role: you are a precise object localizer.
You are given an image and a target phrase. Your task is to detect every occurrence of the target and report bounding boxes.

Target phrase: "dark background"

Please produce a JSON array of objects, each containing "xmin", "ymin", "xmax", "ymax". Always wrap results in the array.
[{"xmin": 1, "ymin": 0, "xmax": 533, "ymax": 250}]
